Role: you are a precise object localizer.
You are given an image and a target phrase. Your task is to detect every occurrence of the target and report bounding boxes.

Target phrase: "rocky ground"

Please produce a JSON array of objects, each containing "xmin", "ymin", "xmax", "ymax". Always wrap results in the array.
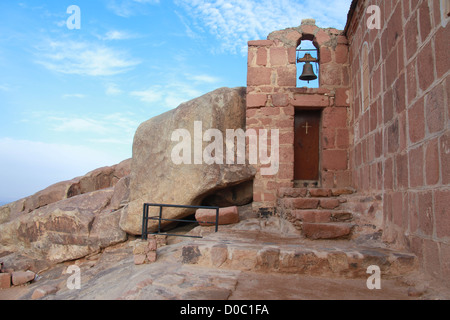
[{"xmin": 1, "ymin": 206, "xmax": 450, "ymax": 302}]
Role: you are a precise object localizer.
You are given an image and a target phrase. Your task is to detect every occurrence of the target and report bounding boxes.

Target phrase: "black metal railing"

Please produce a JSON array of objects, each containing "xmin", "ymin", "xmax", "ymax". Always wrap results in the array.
[{"xmin": 141, "ymin": 203, "xmax": 220, "ymax": 240}]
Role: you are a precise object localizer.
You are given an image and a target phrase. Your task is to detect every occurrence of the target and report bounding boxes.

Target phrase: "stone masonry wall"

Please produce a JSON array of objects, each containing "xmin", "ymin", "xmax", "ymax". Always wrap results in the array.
[
  {"xmin": 346, "ymin": 0, "xmax": 449, "ymax": 283},
  {"xmin": 246, "ymin": 20, "xmax": 352, "ymax": 213}
]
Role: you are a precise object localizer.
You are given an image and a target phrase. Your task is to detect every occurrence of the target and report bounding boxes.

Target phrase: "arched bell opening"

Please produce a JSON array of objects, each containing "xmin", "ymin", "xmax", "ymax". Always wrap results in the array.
[{"xmin": 296, "ymin": 39, "xmax": 319, "ymax": 88}]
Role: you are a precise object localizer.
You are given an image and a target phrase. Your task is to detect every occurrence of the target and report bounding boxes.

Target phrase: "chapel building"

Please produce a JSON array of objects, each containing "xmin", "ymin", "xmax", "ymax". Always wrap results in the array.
[{"xmin": 246, "ymin": 0, "xmax": 449, "ymax": 284}]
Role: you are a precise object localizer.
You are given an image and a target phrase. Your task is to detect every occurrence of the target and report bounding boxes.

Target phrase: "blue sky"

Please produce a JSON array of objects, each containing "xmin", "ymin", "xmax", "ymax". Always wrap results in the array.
[{"xmin": 0, "ymin": 0, "xmax": 352, "ymax": 203}]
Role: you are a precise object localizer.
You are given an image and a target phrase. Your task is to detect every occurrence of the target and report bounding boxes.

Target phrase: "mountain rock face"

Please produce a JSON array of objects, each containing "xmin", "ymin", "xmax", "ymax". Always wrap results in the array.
[
  {"xmin": 120, "ymin": 87, "xmax": 255, "ymax": 235},
  {"xmin": 0, "ymin": 159, "xmax": 131, "ymax": 269}
]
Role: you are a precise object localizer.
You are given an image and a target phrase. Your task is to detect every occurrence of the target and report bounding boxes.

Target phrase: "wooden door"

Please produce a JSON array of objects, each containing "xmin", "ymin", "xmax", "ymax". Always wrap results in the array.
[{"xmin": 294, "ymin": 110, "xmax": 321, "ymax": 181}]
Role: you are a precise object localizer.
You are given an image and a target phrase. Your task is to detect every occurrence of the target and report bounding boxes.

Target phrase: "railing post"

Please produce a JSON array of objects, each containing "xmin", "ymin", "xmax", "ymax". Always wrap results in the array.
[
  {"xmin": 215, "ymin": 208, "xmax": 219, "ymax": 232},
  {"xmin": 145, "ymin": 204, "xmax": 149, "ymax": 239},
  {"xmin": 158, "ymin": 206, "xmax": 163, "ymax": 234},
  {"xmin": 142, "ymin": 204, "xmax": 148, "ymax": 240}
]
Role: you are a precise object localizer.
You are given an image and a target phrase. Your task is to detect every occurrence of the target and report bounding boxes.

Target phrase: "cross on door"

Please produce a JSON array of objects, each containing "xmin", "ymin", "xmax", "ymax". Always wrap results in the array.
[{"xmin": 302, "ymin": 122, "xmax": 312, "ymax": 134}]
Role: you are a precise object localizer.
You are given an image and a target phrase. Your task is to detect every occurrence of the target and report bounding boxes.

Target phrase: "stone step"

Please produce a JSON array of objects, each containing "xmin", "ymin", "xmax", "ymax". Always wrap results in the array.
[
  {"xmin": 278, "ymin": 197, "xmax": 347, "ymax": 210},
  {"xmin": 180, "ymin": 229, "xmax": 417, "ymax": 279},
  {"xmin": 278, "ymin": 187, "xmax": 355, "ymax": 199},
  {"xmin": 302, "ymin": 222, "xmax": 354, "ymax": 240},
  {"xmin": 292, "ymin": 210, "xmax": 353, "ymax": 223}
]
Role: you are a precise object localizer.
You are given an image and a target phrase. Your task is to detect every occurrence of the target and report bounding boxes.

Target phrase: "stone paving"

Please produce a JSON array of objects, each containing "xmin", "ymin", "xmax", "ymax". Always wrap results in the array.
[{"xmin": 1, "ymin": 216, "xmax": 449, "ymax": 301}]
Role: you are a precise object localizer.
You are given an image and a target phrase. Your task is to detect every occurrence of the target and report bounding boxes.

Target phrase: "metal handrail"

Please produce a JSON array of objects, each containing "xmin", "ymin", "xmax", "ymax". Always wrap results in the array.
[{"xmin": 141, "ymin": 203, "xmax": 220, "ymax": 240}]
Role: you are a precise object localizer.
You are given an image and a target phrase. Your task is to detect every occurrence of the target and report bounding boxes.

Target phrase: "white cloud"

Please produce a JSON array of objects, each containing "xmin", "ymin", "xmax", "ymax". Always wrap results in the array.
[
  {"xmin": 20, "ymin": 111, "xmax": 140, "ymax": 147},
  {"xmin": 133, "ymin": 0, "xmax": 160, "ymax": 4},
  {"xmin": 43, "ymin": 112, "xmax": 140, "ymax": 138},
  {"xmin": 106, "ymin": 0, "xmax": 160, "ymax": 17},
  {"xmin": 103, "ymin": 112, "xmax": 141, "ymax": 136},
  {"xmin": 49, "ymin": 117, "xmax": 109, "ymax": 134},
  {"xmin": 102, "ymin": 30, "xmax": 137, "ymax": 40},
  {"xmin": 131, "ymin": 82, "xmax": 203, "ymax": 109},
  {"xmin": 35, "ymin": 40, "xmax": 140, "ymax": 76},
  {"xmin": 105, "ymin": 83, "xmax": 123, "ymax": 96},
  {"xmin": 175, "ymin": 0, "xmax": 352, "ymax": 54},
  {"xmin": 131, "ymin": 86, "xmax": 163, "ymax": 103},
  {"xmin": 174, "ymin": 10, "xmax": 202, "ymax": 39},
  {"xmin": 186, "ymin": 74, "xmax": 220, "ymax": 83}
]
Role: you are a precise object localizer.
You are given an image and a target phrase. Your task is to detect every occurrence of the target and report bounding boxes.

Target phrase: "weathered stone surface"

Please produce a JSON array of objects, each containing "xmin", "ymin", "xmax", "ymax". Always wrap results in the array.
[
  {"xmin": 292, "ymin": 210, "xmax": 333, "ymax": 223},
  {"xmin": 0, "ymin": 205, "xmax": 10, "ymax": 224},
  {"xmin": 277, "ymin": 188, "xmax": 308, "ymax": 198},
  {"xmin": 109, "ymin": 176, "xmax": 130, "ymax": 210},
  {"xmin": 133, "ymin": 248, "xmax": 157, "ymax": 265},
  {"xmin": 201, "ymin": 180, "xmax": 253, "ymax": 207},
  {"xmin": 31, "ymin": 285, "xmax": 58, "ymax": 299},
  {"xmin": 0, "ymin": 157, "xmax": 130, "ymax": 268},
  {"xmin": 0, "ymin": 198, "xmax": 25, "ymax": 223},
  {"xmin": 146, "ymin": 251, "xmax": 157, "ymax": 263},
  {"xmin": 195, "ymin": 206, "xmax": 240, "ymax": 226},
  {"xmin": 0, "ymin": 216, "xmax": 430, "ymax": 300},
  {"xmin": 181, "ymin": 288, "xmax": 232, "ymax": 300},
  {"xmin": 134, "ymin": 254, "xmax": 147, "ymax": 265},
  {"xmin": 11, "ymin": 271, "xmax": 35, "ymax": 286},
  {"xmin": 302, "ymin": 222, "xmax": 353, "ymax": 240},
  {"xmin": 229, "ymin": 248, "xmax": 258, "ymax": 271},
  {"xmin": 309, "ymin": 188, "xmax": 332, "ymax": 197},
  {"xmin": 21, "ymin": 180, "xmax": 76, "ymax": 215},
  {"xmin": 293, "ymin": 198, "xmax": 320, "ymax": 209},
  {"xmin": 133, "ymin": 239, "xmax": 157, "ymax": 255},
  {"xmin": 121, "ymin": 87, "xmax": 255, "ymax": 235},
  {"xmin": 0, "ymin": 273, "xmax": 11, "ymax": 289},
  {"xmin": 89, "ymin": 204, "xmax": 128, "ymax": 250},
  {"xmin": 67, "ymin": 158, "xmax": 131, "ymax": 198},
  {"xmin": 256, "ymin": 248, "xmax": 280, "ymax": 270},
  {"xmin": 407, "ymin": 285, "xmax": 427, "ymax": 297},
  {"xmin": 182, "ymin": 245, "xmax": 202, "ymax": 264},
  {"xmin": 210, "ymin": 244, "xmax": 228, "ymax": 267},
  {"xmin": 320, "ymin": 198, "xmax": 341, "ymax": 209},
  {"xmin": 0, "ymin": 188, "xmax": 127, "ymax": 265},
  {"xmin": 331, "ymin": 212, "xmax": 353, "ymax": 222},
  {"xmin": 0, "ymin": 253, "xmax": 45, "ymax": 274}
]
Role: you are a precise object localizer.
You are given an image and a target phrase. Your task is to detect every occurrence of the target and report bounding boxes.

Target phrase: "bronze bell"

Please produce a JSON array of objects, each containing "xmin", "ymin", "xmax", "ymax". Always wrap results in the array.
[
  {"xmin": 299, "ymin": 61, "xmax": 317, "ymax": 82},
  {"xmin": 297, "ymin": 52, "xmax": 318, "ymax": 83}
]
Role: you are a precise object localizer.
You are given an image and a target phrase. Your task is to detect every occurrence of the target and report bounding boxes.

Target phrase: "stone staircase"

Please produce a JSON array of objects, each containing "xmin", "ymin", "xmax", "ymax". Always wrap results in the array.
[
  {"xmin": 180, "ymin": 227, "xmax": 417, "ymax": 279},
  {"xmin": 277, "ymin": 187, "xmax": 357, "ymax": 240},
  {"xmin": 179, "ymin": 191, "xmax": 418, "ymax": 282}
]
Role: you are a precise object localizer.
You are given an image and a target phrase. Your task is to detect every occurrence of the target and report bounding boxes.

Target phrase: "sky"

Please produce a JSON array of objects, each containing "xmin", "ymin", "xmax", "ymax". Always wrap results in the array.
[{"xmin": 0, "ymin": 0, "xmax": 352, "ymax": 204}]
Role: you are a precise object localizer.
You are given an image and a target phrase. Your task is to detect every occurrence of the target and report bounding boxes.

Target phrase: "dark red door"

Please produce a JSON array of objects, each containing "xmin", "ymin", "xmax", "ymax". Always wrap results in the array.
[{"xmin": 294, "ymin": 110, "xmax": 321, "ymax": 181}]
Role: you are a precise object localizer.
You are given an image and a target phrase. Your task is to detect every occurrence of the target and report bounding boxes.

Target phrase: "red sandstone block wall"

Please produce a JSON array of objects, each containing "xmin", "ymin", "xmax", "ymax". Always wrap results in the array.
[
  {"xmin": 347, "ymin": 0, "xmax": 449, "ymax": 283},
  {"xmin": 246, "ymin": 21, "xmax": 351, "ymax": 212}
]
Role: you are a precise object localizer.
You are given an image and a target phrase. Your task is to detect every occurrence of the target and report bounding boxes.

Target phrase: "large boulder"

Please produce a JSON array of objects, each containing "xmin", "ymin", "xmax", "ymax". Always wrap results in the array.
[{"xmin": 120, "ymin": 87, "xmax": 255, "ymax": 235}]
